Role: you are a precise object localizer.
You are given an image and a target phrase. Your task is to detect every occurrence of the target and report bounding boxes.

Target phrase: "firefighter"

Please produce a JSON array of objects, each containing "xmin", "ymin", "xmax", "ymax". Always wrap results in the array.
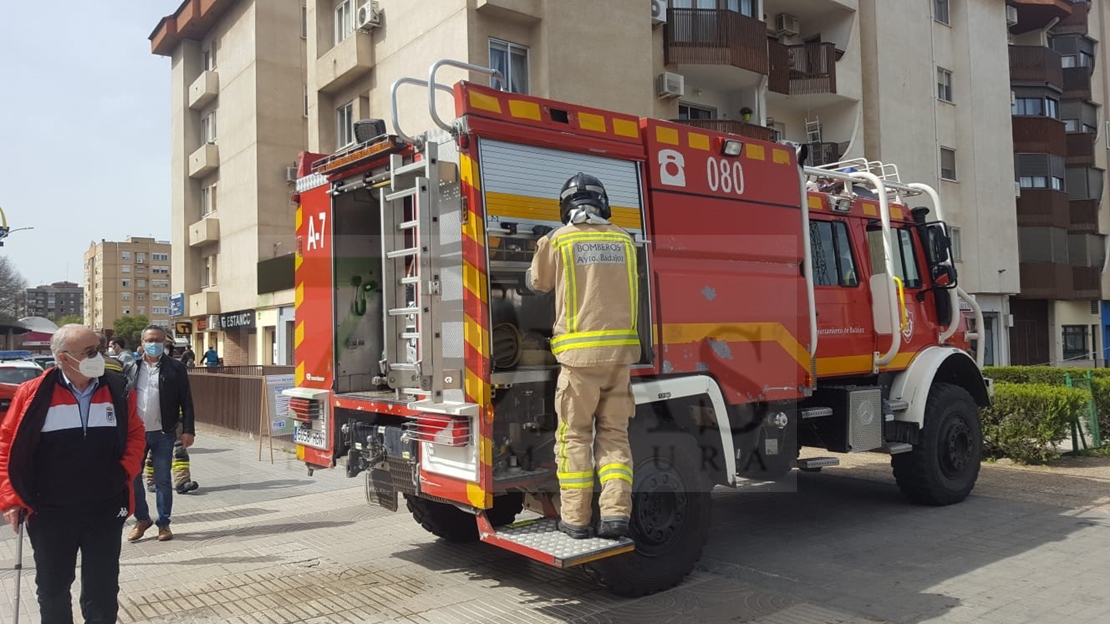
[{"xmin": 525, "ymin": 172, "xmax": 641, "ymax": 540}]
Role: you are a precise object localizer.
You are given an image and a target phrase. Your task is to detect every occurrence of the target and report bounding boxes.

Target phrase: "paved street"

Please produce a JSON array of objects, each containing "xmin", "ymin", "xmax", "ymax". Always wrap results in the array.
[{"xmin": 1, "ymin": 425, "xmax": 1109, "ymax": 623}]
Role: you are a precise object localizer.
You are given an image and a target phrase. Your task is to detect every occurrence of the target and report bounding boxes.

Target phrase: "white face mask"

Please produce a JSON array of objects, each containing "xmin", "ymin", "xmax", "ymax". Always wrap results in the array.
[{"xmin": 69, "ymin": 352, "xmax": 106, "ymax": 378}]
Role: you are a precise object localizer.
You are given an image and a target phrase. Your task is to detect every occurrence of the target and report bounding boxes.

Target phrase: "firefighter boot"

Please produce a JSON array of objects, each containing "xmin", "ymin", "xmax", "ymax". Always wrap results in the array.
[
  {"xmin": 554, "ymin": 366, "xmax": 601, "ymax": 537},
  {"xmin": 595, "ymin": 366, "xmax": 634, "ymax": 540},
  {"xmin": 172, "ymin": 439, "xmax": 194, "ymax": 493}
]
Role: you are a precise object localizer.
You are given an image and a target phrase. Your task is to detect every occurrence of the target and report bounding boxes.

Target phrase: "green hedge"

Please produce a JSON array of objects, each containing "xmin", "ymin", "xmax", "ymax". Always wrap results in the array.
[
  {"xmin": 984, "ymin": 366, "xmax": 1109, "ymax": 441},
  {"xmin": 981, "ymin": 382, "xmax": 1090, "ymax": 464}
]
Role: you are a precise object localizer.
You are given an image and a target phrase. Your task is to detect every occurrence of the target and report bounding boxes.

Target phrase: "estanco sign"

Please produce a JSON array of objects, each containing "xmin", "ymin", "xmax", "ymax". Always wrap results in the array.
[{"xmin": 218, "ymin": 309, "xmax": 256, "ymax": 331}]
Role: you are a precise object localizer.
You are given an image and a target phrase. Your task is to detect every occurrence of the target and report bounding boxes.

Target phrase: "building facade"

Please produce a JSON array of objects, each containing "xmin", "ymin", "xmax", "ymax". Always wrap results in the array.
[
  {"xmin": 21, "ymin": 282, "xmax": 83, "ymax": 323},
  {"xmin": 151, "ymin": 0, "xmax": 1039, "ymax": 366},
  {"xmin": 1006, "ymin": 0, "xmax": 1109, "ymax": 366},
  {"xmin": 83, "ymin": 237, "xmax": 174, "ymax": 333},
  {"xmin": 150, "ymin": 0, "xmax": 305, "ymax": 365}
]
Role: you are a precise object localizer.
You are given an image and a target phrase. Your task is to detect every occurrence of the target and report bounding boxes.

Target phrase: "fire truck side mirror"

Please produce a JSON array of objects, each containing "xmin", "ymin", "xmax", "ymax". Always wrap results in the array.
[
  {"xmin": 923, "ymin": 223, "xmax": 951, "ymax": 266},
  {"xmin": 930, "ymin": 264, "xmax": 957, "ymax": 289}
]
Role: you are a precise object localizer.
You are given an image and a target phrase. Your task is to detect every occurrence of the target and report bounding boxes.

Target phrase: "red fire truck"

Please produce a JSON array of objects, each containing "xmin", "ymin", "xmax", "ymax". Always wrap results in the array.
[{"xmin": 283, "ymin": 59, "xmax": 990, "ymax": 596}]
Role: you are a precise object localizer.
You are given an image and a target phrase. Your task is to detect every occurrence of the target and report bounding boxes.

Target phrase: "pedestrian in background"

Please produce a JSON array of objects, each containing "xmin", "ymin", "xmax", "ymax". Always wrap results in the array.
[
  {"xmin": 203, "ymin": 345, "xmax": 219, "ymax": 367},
  {"xmin": 181, "ymin": 345, "xmax": 196, "ymax": 368},
  {"xmin": 126, "ymin": 325, "xmax": 196, "ymax": 543},
  {"xmin": 0, "ymin": 324, "xmax": 145, "ymax": 623},
  {"xmin": 96, "ymin": 333, "xmax": 123, "ymax": 374}
]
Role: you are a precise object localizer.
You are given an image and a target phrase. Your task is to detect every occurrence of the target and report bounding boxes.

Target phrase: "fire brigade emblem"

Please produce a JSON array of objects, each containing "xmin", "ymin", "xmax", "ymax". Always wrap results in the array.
[
  {"xmin": 658, "ymin": 149, "xmax": 686, "ymax": 187},
  {"xmin": 902, "ymin": 309, "xmax": 915, "ymax": 342},
  {"xmin": 105, "ymin": 406, "xmax": 115, "ymax": 424}
]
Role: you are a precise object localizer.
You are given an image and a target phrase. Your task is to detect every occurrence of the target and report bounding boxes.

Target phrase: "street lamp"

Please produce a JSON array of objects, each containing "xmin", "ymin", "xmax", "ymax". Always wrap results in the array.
[{"xmin": 0, "ymin": 226, "xmax": 34, "ymax": 247}]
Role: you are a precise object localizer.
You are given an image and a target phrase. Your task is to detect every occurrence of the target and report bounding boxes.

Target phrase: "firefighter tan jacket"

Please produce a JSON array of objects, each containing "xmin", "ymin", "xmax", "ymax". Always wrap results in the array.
[{"xmin": 528, "ymin": 222, "xmax": 641, "ymax": 367}]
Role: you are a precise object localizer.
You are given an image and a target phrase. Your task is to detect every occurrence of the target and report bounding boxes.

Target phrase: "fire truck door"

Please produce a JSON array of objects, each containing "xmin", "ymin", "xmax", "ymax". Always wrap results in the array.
[{"xmin": 477, "ymin": 139, "xmax": 653, "ymax": 362}]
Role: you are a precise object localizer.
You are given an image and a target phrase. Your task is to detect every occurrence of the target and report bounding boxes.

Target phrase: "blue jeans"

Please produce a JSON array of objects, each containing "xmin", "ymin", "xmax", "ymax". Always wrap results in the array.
[{"xmin": 133, "ymin": 431, "xmax": 175, "ymax": 527}]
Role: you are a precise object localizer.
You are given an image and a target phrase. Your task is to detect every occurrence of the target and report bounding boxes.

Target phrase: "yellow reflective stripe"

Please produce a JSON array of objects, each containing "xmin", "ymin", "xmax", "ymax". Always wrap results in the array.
[
  {"xmin": 561, "ymin": 244, "xmax": 579, "ymax": 333},
  {"xmin": 557, "ymin": 471, "xmax": 593, "ymax": 479},
  {"xmin": 550, "ymin": 330, "xmax": 640, "ymax": 355},
  {"xmin": 599, "ymin": 462, "xmax": 632, "ymax": 473},
  {"xmin": 552, "ymin": 339, "xmax": 640, "ymax": 355},
  {"xmin": 599, "ymin": 471, "xmax": 633, "ymax": 485},
  {"xmin": 551, "ymin": 232, "xmax": 633, "ymax": 250},
  {"xmin": 626, "ymin": 240, "xmax": 638, "ymax": 330},
  {"xmin": 558, "ymin": 476, "xmax": 594, "ymax": 486},
  {"xmin": 551, "ymin": 329, "xmax": 640, "ymax": 345},
  {"xmin": 556, "ymin": 419, "xmax": 569, "ymax": 474},
  {"xmin": 171, "ymin": 462, "xmax": 189, "ymax": 469},
  {"xmin": 599, "ymin": 463, "xmax": 633, "ymax": 484}
]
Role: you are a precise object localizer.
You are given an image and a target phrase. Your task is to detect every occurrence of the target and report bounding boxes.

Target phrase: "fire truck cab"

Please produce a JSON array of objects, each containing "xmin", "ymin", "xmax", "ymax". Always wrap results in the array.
[{"xmin": 283, "ymin": 59, "xmax": 990, "ymax": 597}]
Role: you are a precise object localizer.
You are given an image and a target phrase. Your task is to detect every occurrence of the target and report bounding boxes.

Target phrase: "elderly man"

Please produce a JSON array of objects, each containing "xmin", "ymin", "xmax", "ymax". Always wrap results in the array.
[
  {"xmin": 125, "ymin": 324, "xmax": 196, "ymax": 542},
  {"xmin": 0, "ymin": 324, "xmax": 145, "ymax": 623}
]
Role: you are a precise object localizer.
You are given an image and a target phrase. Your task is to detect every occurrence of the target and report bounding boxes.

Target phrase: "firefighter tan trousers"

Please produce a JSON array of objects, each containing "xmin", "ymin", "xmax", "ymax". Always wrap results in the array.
[{"xmin": 555, "ymin": 365, "xmax": 635, "ymax": 527}]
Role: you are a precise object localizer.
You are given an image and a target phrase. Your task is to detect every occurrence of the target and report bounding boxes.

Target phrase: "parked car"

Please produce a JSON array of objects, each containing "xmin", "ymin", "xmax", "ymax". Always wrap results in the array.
[{"xmin": 0, "ymin": 360, "xmax": 44, "ymax": 420}]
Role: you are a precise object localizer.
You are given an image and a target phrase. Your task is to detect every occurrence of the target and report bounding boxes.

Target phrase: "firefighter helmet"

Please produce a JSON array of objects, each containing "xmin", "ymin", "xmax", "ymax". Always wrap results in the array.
[{"xmin": 559, "ymin": 172, "xmax": 611, "ymax": 224}]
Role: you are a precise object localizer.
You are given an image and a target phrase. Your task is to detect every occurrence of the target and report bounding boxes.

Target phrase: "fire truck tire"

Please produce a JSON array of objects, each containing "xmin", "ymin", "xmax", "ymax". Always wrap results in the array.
[
  {"xmin": 405, "ymin": 493, "xmax": 524, "ymax": 543},
  {"xmin": 892, "ymin": 383, "xmax": 982, "ymax": 506},
  {"xmin": 589, "ymin": 427, "xmax": 711, "ymax": 598}
]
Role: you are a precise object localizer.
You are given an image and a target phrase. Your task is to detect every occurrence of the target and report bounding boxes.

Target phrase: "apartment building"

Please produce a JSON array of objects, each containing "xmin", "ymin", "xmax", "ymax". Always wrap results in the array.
[
  {"xmin": 150, "ymin": 0, "xmax": 306, "ymax": 366},
  {"xmin": 83, "ymin": 238, "xmax": 173, "ymax": 333},
  {"xmin": 21, "ymin": 282, "xmax": 83, "ymax": 322},
  {"xmin": 151, "ymin": 0, "xmax": 1029, "ymax": 365},
  {"xmin": 1005, "ymin": 0, "xmax": 1109, "ymax": 366}
]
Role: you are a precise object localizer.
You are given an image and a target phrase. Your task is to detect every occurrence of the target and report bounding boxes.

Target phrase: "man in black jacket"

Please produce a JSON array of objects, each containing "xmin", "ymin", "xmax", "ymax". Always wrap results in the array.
[{"xmin": 124, "ymin": 325, "xmax": 196, "ymax": 543}]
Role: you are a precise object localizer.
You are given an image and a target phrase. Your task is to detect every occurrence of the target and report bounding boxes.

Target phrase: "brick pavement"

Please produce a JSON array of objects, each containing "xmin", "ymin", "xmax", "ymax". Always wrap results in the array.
[{"xmin": 0, "ymin": 425, "xmax": 1107, "ymax": 623}]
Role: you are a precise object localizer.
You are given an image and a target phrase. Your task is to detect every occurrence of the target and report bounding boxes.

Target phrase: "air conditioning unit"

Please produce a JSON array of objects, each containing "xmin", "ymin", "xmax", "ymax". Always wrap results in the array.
[
  {"xmin": 775, "ymin": 13, "xmax": 801, "ymax": 37},
  {"xmin": 1006, "ymin": 5, "xmax": 1019, "ymax": 27},
  {"xmin": 656, "ymin": 71, "xmax": 684, "ymax": 99},
  {"xmin": 285, "ymin": 166, "xmax": 298, "ymax": 183},
  {"xmin": 357, "ymin": 1, "xmax": 382, "ymax": 31},
  {"xmin": 651, "ymin": 0, "xmax": 667, "ymax": 26}
]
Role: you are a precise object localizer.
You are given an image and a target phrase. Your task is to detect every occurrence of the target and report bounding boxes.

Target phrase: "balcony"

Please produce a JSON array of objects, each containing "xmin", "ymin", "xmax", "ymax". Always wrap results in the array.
[
  {"xmin": 188, "ymin": 143, "xmax": 219, "ymax": 178},
  {"xmin": 808, "ymin": 142, "xmax": 843, "ymax": 166},
  {"xmin": 1062, "ymin": 66, "xmax": 1092, "ymax": 100},
  {"xmin": 475, "ymin": 0, "xmax": 541, "ymax": 22},
  {"xmin": 316, "ymin": 32, "xmax": 374, "ymax": 94},
  {"xmin": 1016, "ymin": 189, "xmax": 1070, "ymax": 229},
  {"xmin": 1069, "ymin": 199, "xmax": 1099, "ymax": 233},
  {"xmin": 1020, "ymin": 262, "xmax": 1073, "ymax": 298},
  {"xmin": 1066, "ymin": 131, "xmax": 1095, "ymax": 166},
  {"xmin": 768, "ymin": 42, "xmax": 838, "ymax": 96},
  {"xmin": 1053, "ymin": 0, "xmax": 1090, "ymax": 35},
  {"xmin": 190, "ymin": 290, "xmax": 220, "ymax": 317},
  {"xmin": 188, "ymin": 70, "xmax": 219, "ymax": 110},
  {"xmin": 1073, "ymin": 266, "xmax": 1102, "ymax": 299},
  {"xmin": 1009, "ymin": 0, "xmax": 1075, "ymax": 35},
  {"xmin": 188, "ymin": 216, "xmax": 220, "ymax": 247},
  {"xmin": 1009, "ymin": 46, "xmax": 1064, "ymax": 88},
  {"xmin": 1012, "ymin": 116, "xmax": 1067, "ymax": 156},
  {"xmin": 673, "ymin": 119, "xmax": 775, "ymax": 142},
  {"xmin": 664, "ymin": 9, "xmax": 769, "ymax": 88}
]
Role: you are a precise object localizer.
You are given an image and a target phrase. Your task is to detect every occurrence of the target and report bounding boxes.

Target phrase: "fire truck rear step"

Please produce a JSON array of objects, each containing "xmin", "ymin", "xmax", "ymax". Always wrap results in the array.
[
  {"xmin": 880, "ymin": 442, "xmax": 913, "ymax": 454},
  {"xmin": 796, "ymin": 457, "xmax": 840, "ymax": 471},
  {"xmin": 478, "ymin": 516, "xmax": 635, "ymax": 568}
]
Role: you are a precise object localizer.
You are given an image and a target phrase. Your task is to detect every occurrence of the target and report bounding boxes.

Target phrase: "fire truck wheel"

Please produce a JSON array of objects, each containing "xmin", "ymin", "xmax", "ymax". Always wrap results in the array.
[
  {"xmin": 590, "ymin": 427, "xmax": 711, "ymax": 598},
  {"xmin": 892, "ymin": 383, "xmax": 982, "ymax": 506},
  {"xmin": 405, "ymin": 493, "xmax": 524, "ymax": 543}
]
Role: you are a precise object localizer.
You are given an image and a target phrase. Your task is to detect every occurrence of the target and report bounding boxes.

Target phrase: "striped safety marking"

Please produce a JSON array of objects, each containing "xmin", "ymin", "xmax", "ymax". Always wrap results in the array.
[
  {"xmin": 653, "ymin": 125, "xmax": 793, "ymax": 167},
  {"xmin": 464, "ymin": 87, "xmax": 642, "ymax": 143},
  {"xmin": 807, "ymin": 193, "xmax": 911, "ymax": 221}
]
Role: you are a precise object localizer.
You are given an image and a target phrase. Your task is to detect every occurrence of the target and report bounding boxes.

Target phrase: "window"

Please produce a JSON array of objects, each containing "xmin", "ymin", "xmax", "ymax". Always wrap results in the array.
[
  {"xmin": 202, "ymin": 42, "xmax": 217, "ymax": 71},
  {"xmin": 204, "ymin": 257, "xmax": 217, "ymax": 287},
  {"xmin": 937, "ymin": 67, "xmax": 953, "ymax": 102},
  {"xmin": 303, "ymin": 84, "xmax": 309, "ymax": 117},
  {"xmin": 940, "ymin": 147, "xmax": 957, "ymax": 181},
  {"xmin": 137, "ymin": 293, "xmax": 146, "ymax": 301},
  {"xmin": 121, "ymin": 292, "xmax": 132, "ymax": 301},
  {"xmin": 867, "ymin": 228, "xmax": 922, "ymax": 288},
  {"xmin": 1052, "ymin": 176, "xmax": 1064, "ymax": 191},
  {"xmin": 201, "ymin": 184, "xmax": 217, "ymax": 215},
  {"xmin": 301, "ymin": 5, "xmax": 308, "ymax": 39},
  {"xmin": 121, "ymin": 251, "xmax": 131, "ymax": 260},
  {"xmin": 152, "ymin": 253, "xmax": 169, "ymax": 261},
  {"xmin": 136, "ymin": 252, "xmax": 146, "ymax": 264},
  {"xmin": 1046, "ymin": 97, "xmax": 1059, "ymax": 119},
  {"xmin": 1019, "ymin": 175, "xmax": 1065, "ymax": 190},
  {"xmin": 336, "ymin": 101, "xmax": 354, "ymax": 147},
  {"xmin": 1062, "ymin": 55, "xmax": 1077, "ymax": 68},
  {"xmin": 678, "ymin": 103, "xmax": 715, "ymax": 120},
  {"xmin": 1063, "ymin": 325, "xmax": 1089, "ymax": 361},
  {"xmin": 153, "ymin": 266, "xmax": 170, "ymax": 275},
  {"xmin": 138, "ymin": 307, "xmax": 146, "ymax": 315},
  {"xmin": 153, "ymin": 279, "xmax": 169, "ymax": 288},
  {"xmin": 810, "ymin": 220, "xmax": 859, "ymax": 287},
  {"xmin": 951, "ymin": 227, "xmax": 963, "ymax": 262},
  {"xmin": 152, "ymin": 293, "xmax": 170, "ymax": 301},
  {"xmin": 334, "ymin": 0, "xmax": 353, "ymax": 45},
  {"xmin": 1066, "ymin": 119, "xmax": 1080, "ymax": 132},
  {"xmin": 489, "ymin": 39, "xmax": 529, "ymax": 94},
  {"xmin": 202, "ymin": 112, "xmax": 217, "ymax": 143},
  {"xmin": 152, "ymin": 307, "xmax": 170, "ymax": 316},
  {"xmin": 724, "ymin": 0, "xmax": 756, "ymax": 17},
  {"xmin": 935, "ymin": 0, "xmax": 949, "ymax": 24},
  {"xmin": 123, "ymin": 308, "xmax": 131, "ymax": 315},
  {"xmin": 121, "ymin": 265, "xmax": 131, "ymax": 274}
]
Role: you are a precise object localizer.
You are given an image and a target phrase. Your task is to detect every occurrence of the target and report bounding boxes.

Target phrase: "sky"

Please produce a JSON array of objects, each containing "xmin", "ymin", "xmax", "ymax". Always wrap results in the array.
[{"xmin": 0, "ymin": 1, "xmax": 181, "ymax": 288}]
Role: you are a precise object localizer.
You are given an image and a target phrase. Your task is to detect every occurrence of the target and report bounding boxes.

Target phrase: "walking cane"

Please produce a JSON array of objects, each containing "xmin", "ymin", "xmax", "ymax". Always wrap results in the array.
[{"xmin": 12, "ymin": 509, "xmax": 25, "ymax": 624}]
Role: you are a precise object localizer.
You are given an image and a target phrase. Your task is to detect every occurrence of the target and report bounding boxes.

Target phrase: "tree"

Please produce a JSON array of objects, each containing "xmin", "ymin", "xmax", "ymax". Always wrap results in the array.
[
  {"xmin": 56, "ymin": 314, "xmax": 84, "ymax": 326},
  {"xmin": 113, "ymin": 315, "xmax": 150, "ymax": 351},
  {"xmin": 0, "ymin": 256, "xmax": 27, "ymax": 323}
]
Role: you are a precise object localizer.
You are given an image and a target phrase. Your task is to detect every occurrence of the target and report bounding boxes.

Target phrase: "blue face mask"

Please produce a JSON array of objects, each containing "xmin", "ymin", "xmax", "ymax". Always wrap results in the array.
[{"xmin": 144, "ymin": 343, "xmax": 164, "ymax": 357}]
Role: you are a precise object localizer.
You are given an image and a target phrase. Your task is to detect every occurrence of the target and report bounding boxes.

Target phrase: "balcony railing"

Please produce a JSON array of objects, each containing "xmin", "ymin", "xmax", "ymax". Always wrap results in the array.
[
  {"xmin": 768, "ymin": 41, "xmax": 838, "ymax": 96},
  {"xmin": 1066, "ymin": 131, "xmax": 1096, "ymax": 166},
  {"xmin": 1063, "ymin": 66, "xmax": 1092, "ymax": 100},
  {"xmin": 1020, "ymin": 262, "xmax": 1073, "ymax": 299},
  {"xmin": 1016, "ymin": 189, "xmax": 1070, "ymax": 229},
  {"xmin": 808, "ymin": 142, "xmax": 842, "ymax": 166},
  {"xmin": 664, "ymin": 8, "xmax": 769, "ymax": 75},
  {"xmin": 1073, "ymin": 265, "xmax": 1102, "ymax": 299},
  {"xmin": 673, "ymin": 119, "xmax": 775, "ymax": 142},
  {"xmin": 1053, "ymin": 0, "xmax": 1090, "ymax": 35},
  {"xmin": 1069, "ymin": 199, "xmax": 1099, "ymax": 233},
  {"xmin": 1009, "ymin": 45, "xmax": 1064, "ymax": 88},
  {"xmin": 1012, "ymin": 116, "xmax": 1067, "ymax": 156}
]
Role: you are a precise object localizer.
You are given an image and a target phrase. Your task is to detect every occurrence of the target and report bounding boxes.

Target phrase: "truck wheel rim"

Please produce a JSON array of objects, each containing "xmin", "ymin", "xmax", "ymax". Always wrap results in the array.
[
  {"xmin": 631, "ymin": 460, "xmax": 688, "ymax": 555},
  {"xmin": 940, "ymin": 416, "xmax": 972, "ymax": 479}
]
